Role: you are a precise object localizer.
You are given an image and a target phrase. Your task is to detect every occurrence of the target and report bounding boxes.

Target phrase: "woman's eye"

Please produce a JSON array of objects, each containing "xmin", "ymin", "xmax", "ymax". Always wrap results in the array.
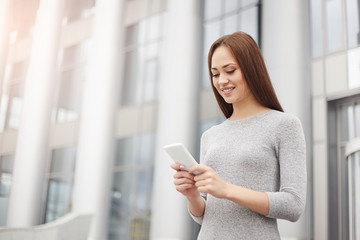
[
  {"xmin": 212, "ymin": 73, "xmax": 219, "ymax": 78},
  {"xmin": 227, "ymin": 70, "xmax": 235, "ymax": 74}
]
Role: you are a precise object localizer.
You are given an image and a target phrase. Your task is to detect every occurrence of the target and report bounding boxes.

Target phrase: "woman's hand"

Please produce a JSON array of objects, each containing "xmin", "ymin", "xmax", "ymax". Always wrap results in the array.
[
  {"xmin": 171, "ymin": 163, "xmax": 200, "ymax": 199},
  {"xmin": 189, "ymin": 164, "xmax": 230, "ymax": 199}
]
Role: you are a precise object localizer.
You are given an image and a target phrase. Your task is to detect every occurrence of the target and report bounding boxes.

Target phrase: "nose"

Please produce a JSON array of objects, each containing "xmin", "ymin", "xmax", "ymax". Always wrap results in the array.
[{"xmin": 218, "ymin": 74, "xmax": 229, "ymax": 85}]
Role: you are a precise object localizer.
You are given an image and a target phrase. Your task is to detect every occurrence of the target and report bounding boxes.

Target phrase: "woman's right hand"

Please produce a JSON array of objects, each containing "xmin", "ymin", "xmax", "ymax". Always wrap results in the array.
[{"xmin": 171, "ymin": 162, "xmax": 200, "ymax": 199}]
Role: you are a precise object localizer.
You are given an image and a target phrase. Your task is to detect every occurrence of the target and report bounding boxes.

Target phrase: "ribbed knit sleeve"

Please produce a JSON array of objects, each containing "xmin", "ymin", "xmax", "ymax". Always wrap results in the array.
[{"xmin": 266, "ymin": 115, "xmax": 307, "ymax": 222}]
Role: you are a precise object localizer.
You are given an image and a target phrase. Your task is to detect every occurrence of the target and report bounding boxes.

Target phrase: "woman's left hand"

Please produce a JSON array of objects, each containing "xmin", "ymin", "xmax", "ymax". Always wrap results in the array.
[{"xmin": 189, "ymin": 164, "xmax": 229, "ymax": 199}]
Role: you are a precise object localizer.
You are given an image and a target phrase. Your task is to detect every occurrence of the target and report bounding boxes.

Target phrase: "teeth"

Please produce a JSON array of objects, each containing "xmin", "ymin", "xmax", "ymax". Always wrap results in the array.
[{"xmin": 223, "ymin": 88, "xmax": 234, "ymax": 93}]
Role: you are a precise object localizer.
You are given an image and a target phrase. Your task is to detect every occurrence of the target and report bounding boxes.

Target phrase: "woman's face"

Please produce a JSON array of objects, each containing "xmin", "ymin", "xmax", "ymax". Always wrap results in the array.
[{"xmin": 211, "ymin": 46, "xmax": 251, "ymax": 105}]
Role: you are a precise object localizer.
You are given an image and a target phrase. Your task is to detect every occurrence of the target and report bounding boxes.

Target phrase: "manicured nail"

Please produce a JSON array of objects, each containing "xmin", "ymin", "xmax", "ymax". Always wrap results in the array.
[{"xmin": 180, "ymin": 165, "xmax": 185, "ymax": 169}]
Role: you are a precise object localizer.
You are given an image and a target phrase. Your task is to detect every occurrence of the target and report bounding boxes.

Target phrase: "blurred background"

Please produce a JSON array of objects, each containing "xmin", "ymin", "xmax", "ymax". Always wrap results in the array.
[{"xmin": 0, "ymin": 0, "xmax": 359, "ymax": 239}]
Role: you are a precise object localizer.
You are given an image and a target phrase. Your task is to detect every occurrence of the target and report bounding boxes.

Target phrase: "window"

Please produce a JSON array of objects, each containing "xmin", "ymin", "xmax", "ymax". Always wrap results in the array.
[
  {"xmin": 0, "ymin": 154, "xmax": 15, "ymax": 226},
  {"xmin": 44, "ymin": 147, "xmax": 76, "ymax": 223},
  {"xmin": 54, "ymin": 43, "xmax": 87, "ymax": 123},
  {"xmin": 326, "ymin": 0, "xmax": 344, "ymax": 53},
  {"xmin": 110, "ymin": 132, "xmax": 156, "ymax": 240},
  {"xmin": 310, "ymin": 0, "xmax": 323, "ymax": 58},
  {"xmin": 120, "ymin": 13, "xmax": 165, "ymax": 107},
  {"xmin": 346, "ymin": 0, "xmax": 360, "ymax": 48},
  {"xmin": 328, "ymin": 96, "xmax": 360, "ymax": 240}
]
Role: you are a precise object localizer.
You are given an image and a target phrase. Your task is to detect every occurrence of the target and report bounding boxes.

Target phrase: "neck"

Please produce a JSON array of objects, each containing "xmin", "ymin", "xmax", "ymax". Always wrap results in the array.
[{"xmin": 229, "ymin": 96, "xmax": 269, "ymax": 121}]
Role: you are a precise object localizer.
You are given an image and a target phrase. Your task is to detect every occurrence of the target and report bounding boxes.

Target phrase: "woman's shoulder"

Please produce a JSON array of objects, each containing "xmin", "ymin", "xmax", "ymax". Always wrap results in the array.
[{"xmin": 267, "ymin": 110, "xmax": 302, "ymax": 126}]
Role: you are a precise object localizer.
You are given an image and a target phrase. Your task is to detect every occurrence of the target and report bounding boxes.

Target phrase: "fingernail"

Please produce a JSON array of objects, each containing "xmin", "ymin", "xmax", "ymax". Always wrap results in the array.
[{"xmin": 180, "ymin": 165, "xmax": 185, "ymax": 169}]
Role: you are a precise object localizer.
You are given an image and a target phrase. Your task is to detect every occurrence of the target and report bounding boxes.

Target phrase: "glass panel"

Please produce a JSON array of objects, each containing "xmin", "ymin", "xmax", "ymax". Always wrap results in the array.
[
  {"xmin": 240, "ymin": 6, "xmax": 259, "ymax": 43},
  {"xmin": 204, "ymin": 0, "xmax": 222, "ymax": 20},
  {"xmin": 340, "ymin": 103, "xmax": 355, "ymax": 142},
  {"xmin": 348, "ymin": 152, "xmax": 360, "ymax": 239},
  {"xmin": 224, "ymin": 0, "xmax": 238, "ymax": 13},
  {"xmin": 109, "ymin": 171, "xmax": 135, "ymax": 240},
  {"xmin": 203, "ymin": 21, "xmax": 221, "ymax": 88},
  {"xmin": 147, "ymin": 14, "xmax": 161, "ymax": 41},
  {"xmin": 310, "ymin": 0, "xmax": 323, "ymax": 57},
  {"xmin": 223, "ymin": 14, "xmax": 238, "ymax": 35},
  {"xmin": 136, "ymin": 171, "xmax": 147, "ymax": 212},
  {"xmin": 121, "ymin": 49, "xmax": 144, "ymax": 106},
  {"xmin": 240, "ymin": 0, "xmax": 258, "ymax": 7},
  {"xmin": 0, "ymin": 173, "xmax": 12, "ymax": 196},
  {"xmin": 45, "ymin": 179, "xmax": 71, "ymax": 223},
  {"xmin": 348, "ymin": 48, "xmax": 360, "ymax": 89},
  {"xmin": 355, "ymin": 103, "xmax": 360, "ymax": 137},
  {"xmin": 143, "ymin": 59, "xmax": 157, "ymax": 102},
  {"xmin": 50, "ymin": 147, "xmax": 76, "ymax": 173},
  {"xmin": 56, "ymin": 69, "xmax": 83, "ymax": 122},
  {"xmin": 7, "ymin": 97, "xmax": 22, "ymax": 129},
  {"xmin": 0, "ymin": 155, "xmax": 14, "ymax": 197},
  {"xmin": 346, "ymin": 0, "xmax": 360, "ymax": 48},
  {"xmin": 326, "ymin": 0, "xmax": 344, "ymax": 52},
  {"xmin": 115, "ymin": 136, "xmax": 138, "ymax": 166},
  {"xmin": 138, "ymin": 132, "xmax": 156, "ymax": 165}
]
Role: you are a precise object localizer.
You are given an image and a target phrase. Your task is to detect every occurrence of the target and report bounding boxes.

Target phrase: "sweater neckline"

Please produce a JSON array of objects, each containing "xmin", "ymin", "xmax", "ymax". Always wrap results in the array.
[{"xmin": 224, "ymin": 109, "xmax": 275, "ymax": 125}]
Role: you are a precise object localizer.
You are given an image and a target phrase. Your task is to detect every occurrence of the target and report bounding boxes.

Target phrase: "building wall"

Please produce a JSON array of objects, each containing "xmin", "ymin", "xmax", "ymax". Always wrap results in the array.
[{"xmin": 4, "ymin": 0, "xmax": 360, "ymax": 239}]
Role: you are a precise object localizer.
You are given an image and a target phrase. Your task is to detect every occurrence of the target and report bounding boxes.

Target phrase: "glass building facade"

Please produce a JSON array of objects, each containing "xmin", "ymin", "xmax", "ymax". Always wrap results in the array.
[{"xmin": 0, "ymin": 0, "xmax": 359, "ymax": 239}]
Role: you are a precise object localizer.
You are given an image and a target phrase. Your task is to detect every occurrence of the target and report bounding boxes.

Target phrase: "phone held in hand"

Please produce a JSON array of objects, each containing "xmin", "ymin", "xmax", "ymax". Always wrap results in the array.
[{"xmin": 163, "ymin": 143, "xmax": 201, "ymax": 175}]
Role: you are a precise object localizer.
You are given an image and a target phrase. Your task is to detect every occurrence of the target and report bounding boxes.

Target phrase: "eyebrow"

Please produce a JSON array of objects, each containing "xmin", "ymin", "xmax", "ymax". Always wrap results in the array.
[{"xmin": 211, "ymin": 63, "xmax": 237, "ymax": 70}]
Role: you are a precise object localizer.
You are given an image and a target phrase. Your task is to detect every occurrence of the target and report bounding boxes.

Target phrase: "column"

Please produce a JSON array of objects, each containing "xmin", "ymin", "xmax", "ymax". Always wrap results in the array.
[
  {"xmin": 262, "ymin": 0, "xmax": 312, "ymax": 239},
  {"xmin": 71, "ymin": 0, "xmax": 124, "ymax": 239},
  {"xmin": 0, "ymin": 0, "xmax": 11, "ymax": 101},
  {"xmin": 150, "ymin": 0, "xmax": 201, "ymax": 239},
  {"xmin": 7, "ymin": 0, "xmax": 63, "ymax": 227}
]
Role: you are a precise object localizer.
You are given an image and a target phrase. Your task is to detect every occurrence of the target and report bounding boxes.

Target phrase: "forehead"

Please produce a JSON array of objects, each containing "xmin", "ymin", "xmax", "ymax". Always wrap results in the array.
[{"xmin": 211, "ymin": 46, "xmax": 237, "ymax": 67}]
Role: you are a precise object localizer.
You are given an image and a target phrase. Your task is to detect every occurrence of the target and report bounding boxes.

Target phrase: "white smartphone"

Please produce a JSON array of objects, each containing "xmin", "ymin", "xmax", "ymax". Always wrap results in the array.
[{"xmin": 163, "ymin": 143, "xmax": 201, "ymax": 175}]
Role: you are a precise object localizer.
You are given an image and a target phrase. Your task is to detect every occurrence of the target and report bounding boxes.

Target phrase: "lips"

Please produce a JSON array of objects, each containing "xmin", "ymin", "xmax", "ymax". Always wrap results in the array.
[{"xmin": 221, "ymin": 87, "xmax": 235, "ymax": 95}]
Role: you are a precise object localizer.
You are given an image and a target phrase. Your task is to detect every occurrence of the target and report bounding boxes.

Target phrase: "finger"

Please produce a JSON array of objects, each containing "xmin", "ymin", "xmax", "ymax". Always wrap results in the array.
[
  {"xmin": 174, "ymin": 178, "xmax": 195, "ymax": 186},
  {"xmin": 175, "ymin": 184, "xmax": 196, "ymax": 192},
  {"xmin": 189, "ymin": 164, "xmax": 209, "ymax": 175},
  {"xmin": 174, "ymin": 171, "xmax": 195, "ymax": 180},
  {"xmin": 171, "ymin": 162, "xmax": 185, "ymax": 171}
]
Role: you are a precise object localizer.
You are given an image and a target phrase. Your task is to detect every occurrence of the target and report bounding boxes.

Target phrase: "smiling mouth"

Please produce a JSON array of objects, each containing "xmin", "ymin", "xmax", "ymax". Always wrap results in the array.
[{"xmin": 222, "ymin": 87, "xmax": 235, "ymax": 95}]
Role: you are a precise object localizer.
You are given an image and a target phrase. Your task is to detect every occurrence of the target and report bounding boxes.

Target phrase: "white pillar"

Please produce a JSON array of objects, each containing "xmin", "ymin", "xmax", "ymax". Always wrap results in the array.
[
  {"xmin": 262, "ymin": 0, "xmax": 312, "ymax": 239},
  {"xmin": 71, "ymin": 0, "xmax": 124, "ymax": 239},
  {"xmin": 150, "ymin": 0, "xmax": 201, "ymax": 239},
  {"xmin": 0, "ymin": 0, "xmax": 11, "ymax": 99},
  {"xmin": 7, "ymin": 0, "xmax": 63, "ymax": 227}
]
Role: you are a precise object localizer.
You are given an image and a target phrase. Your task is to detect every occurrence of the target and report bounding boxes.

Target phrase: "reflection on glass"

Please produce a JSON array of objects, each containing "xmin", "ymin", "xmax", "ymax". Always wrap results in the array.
[
  {"xmin": 0, "ymin": 155, "xmax": 14, "ymax": 197},
  {"xmin": 348, "ymin": 152, "xmax": 360, "ymax": 239},
  {"xmin": 310, "ymin": 0, "xmax": 323, "ymax": 57},
  {"xmin": 143, "ymin": 60, "xmax": 158, "ymax": 103},
  {"xmin": 224, "ymin": 0, "xmax": 238, "ymax": 13},
  {"xmin": 340, "ymin": 103, "xmax": 354, "ymax": 142},
  {"xmin": 115, "ymin": 136, "xmax": 138, "ymax": 166},
  {"xmin": 138, "ymin": 132, "xmax": 156, "ymax": 165},
  {"xmin": 50, "ymin": 147, "xmax": 76, "ymax": 173},
  {"xmin": 355, "ymin": 103, "xmax": 360, "ymax": 137},
  {"xmin": 348, "ymin": 48, "xmax": 360, "ymax": 89},
  {"xmin": 204, "ymin": 0, "xmax": 222, "ymax": 20},
  {"xmin": 109, "ymin": 171, "xmax": 134, "ymax": 240},
  {"xmin": 7, "ymin": 97, "xmax": 22, "ymax": 129},
  {"xmin": 136, "ymin": 171, "xmax": 147, "ymax": 212},
  {"xmin": 240, "ymin": 6, "xmax": 259, "ymax": 43},
  {"xmin": 223, "ymin": 14, "xmax": 238, "ymax": 35},
  {"xmin": 326, "ymin": 0, "xmax": 343, "ymax": 52},
  {"xmin": 346, "ymin": 0, "xmax": 360, "ymax": 48},
  {"xmin": 45, "ymin": 179, "xmax": 70, "ymax": 223}
]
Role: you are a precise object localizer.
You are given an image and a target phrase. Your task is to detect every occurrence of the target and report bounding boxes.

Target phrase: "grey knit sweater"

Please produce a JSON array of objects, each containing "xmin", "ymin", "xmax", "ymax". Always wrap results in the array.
[{"xmin": 190, "ymin": 110, "xmax": 306, "ymax": 240}]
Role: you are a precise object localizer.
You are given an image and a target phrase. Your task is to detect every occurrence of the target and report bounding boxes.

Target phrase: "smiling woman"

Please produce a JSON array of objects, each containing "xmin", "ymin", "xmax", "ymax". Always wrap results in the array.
[{"xmin": 171, "ymin": 32, "xmax": 307, "ymax": 240}]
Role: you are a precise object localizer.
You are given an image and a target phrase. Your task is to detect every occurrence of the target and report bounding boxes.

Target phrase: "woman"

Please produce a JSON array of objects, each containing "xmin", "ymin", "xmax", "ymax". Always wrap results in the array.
[{"xmin": 171, "ymin": 32, "xmax": 306, "ymax": 239}]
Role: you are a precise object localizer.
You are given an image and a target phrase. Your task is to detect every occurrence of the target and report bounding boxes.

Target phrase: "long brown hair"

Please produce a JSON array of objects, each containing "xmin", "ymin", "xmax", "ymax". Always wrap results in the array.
[{"xmin": 208, "ymin": 32, "xmax": 283, "ymax": 118}]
